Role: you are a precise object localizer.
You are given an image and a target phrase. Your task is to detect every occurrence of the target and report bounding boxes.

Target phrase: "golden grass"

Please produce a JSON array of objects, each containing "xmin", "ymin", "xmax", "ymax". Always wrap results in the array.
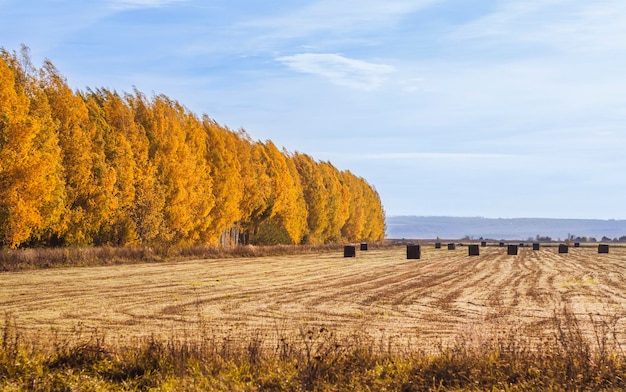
[
  {"xmin": 2, "ymin": 243, "xmax": 626, "ymax": 389},
  {"xmin": 2, "ymin": 308, "xmax": 626, "ymax": 391},
  {"xmin": 0, "ymin": 243, "xmax": 366, "ymax": 272}
]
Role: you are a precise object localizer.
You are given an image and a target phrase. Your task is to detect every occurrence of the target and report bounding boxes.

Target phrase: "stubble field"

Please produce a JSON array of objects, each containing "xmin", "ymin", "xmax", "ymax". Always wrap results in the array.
[{"xmin": 3, "ymin": 243, "xmax": 626, "ymax": 350}]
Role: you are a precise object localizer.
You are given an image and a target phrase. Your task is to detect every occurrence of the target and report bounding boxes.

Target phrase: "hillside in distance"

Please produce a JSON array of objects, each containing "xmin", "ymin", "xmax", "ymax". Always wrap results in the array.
[{"xmin": 386, "ymin": 216, "xmax": 626, "ymax": 241}]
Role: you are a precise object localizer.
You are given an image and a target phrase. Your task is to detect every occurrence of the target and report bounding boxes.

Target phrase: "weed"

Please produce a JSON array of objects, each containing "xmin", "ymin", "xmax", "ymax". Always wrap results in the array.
[
  {"xmin": 2, "ymin": 312, "xmax": 626, "ymax": 390},
  {"xmin": 0, "ymin": 242, "xmax": 393, "ymax": 272}
]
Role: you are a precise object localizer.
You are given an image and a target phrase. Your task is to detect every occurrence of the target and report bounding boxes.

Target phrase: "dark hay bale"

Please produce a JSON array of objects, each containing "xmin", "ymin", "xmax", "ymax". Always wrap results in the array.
[
  {"xmin": 435, "ymin": 242, "xmax": 441, "ymax": 249},
  {"xmin": 598, "ymin": 244, "xmax": 609, "ymax": 254},
  {"xmin": 360, "ymin": 243, "xmax": 368, "ymax": 251},
  {"xmin": 533, "ymin": 243, "xmax": 540, "ymax": 250},
  {"xmin": 344, "ymin": 246, "xmax": 356, "ymax": 257},
  {"xmin": 468, "ymin": 244, "xmax": 480, "ymax": 256},
  {"xmin": 499, "ymin": 242, "xmax": 505, "ymax": 247},
  {"xmin": 559, "ymin": 244, "xmax": 569, "ymax": 254},
  {"xmin": 480, "ymin": 241, "xmax": 487, "ymax": 247},
  {"xmin": 407, "ymin": 245, "xmax": 421, "ymax": 259},
  {"xmin": 574, "ymin": 242, "xmax": 581, "ymax": 248},
  {"xmin": 447, "ymin": 243, "xmax": 456, "ymax": 250},
  {"xmin": 508, "ymin": 245, "xmax": 518, "ymax": 255}
]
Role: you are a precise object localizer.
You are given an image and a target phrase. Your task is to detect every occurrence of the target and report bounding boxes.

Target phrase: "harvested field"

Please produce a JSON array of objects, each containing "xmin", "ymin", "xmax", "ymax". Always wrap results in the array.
[{"xmin": 2, "ymin": 244, "xmax": 626, "ymax": 350}]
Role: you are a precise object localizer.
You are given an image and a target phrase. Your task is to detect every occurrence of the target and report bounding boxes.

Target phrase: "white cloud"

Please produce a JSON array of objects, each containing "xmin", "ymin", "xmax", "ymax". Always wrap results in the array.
[
  {"xmin": 359, "ymin": 152, "xmax": 522, "ymax": 160},
  {"xmin": 276, "ymin": 53, "xmax": 394, "ymax": 90},
  {"xmin": 108, "ymin": 0, "xmax": 186, "ymax": 10},
  {"xmin": 240, "ymin": 0, "xmax": 439, "ymax": 49},
  {"xmin": 447, "ymin": 0, "xmax": 626, "ymax": 55},
  {"xmin": 268, "ymin": 0, "xmax": 432, "ymax": 31},
  {"xmin": 2, "ymin": 0, "xmax": 625, "ymax": 220}
]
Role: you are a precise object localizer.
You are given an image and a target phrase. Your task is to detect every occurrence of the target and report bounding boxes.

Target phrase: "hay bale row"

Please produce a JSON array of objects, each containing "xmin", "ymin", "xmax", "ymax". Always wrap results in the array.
[
  {"xmin": 344, "ymin": 243, "xmax": 613, "ymax": 259},
  {"xmin": 344, "ymin": 243, "xmax": 369, "ymax": 257}
]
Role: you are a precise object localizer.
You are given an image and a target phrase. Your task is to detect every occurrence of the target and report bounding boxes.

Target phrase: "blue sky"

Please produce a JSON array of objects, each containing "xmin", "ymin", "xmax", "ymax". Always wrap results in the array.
[{"xmin": 1, "ymin": 0, "xmax": 625, "ymax": 219}]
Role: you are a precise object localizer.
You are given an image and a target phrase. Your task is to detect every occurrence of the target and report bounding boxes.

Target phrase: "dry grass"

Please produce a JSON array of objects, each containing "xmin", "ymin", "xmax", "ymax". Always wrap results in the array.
[
  {"xmin": 0, "ymin": 243, "xmax": 385, "ymax": 272},
  {"xmin": 2, "ymin": 243, "xmax": 626, "ymax": 389},
  {"xmin": 4, "ymin": 244, "xmax": 624, "ymax": 349},
  {"xmin": 2, "ymin": 308, "xmax": 626, "ymax": 391}
]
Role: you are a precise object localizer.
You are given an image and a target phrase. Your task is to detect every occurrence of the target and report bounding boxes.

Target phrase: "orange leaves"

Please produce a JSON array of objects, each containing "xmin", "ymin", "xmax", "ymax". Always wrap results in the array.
[
  {"xmin": 0, "ymin": 49, "xmax": 385, "ymax": 248},
  {"xmin": 0, "ymin": 49, "xmax": 65, "ymax": 247},
  {"xmin": 201, "ymin": 117, "xmax": 243, "ymax": 244},
  {"xmin": 292, "ymin": 155, "xmax": 385, "ymax": 243}
]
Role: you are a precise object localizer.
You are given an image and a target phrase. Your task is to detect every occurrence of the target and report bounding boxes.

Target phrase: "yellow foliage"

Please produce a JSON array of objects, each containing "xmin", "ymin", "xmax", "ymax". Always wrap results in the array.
[
  {"xmin": 202, "ymin": 117, "xmax": 243, "ymax": 244},
  {"xmin": 0, "ymin": 49, "xmax": 65, "ymax": 247},
  {"xmin": 0, "ymin": 48, "xmax": 386, "ymax": 248}
]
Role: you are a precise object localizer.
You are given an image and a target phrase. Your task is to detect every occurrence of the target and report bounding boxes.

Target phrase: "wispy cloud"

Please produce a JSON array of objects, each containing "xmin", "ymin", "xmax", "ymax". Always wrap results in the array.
[
  {"xmin": 276, "ymin": 53, "xmax": 394, "ymax": 90},
  {"xmin": 5, "ymin": 0, "xmax": 621, "ymax": 219},
  {"xmin": 249, "ymin": 0, "xmax": 436, "ymax": 36},
  {"xmin": 360, "ymin": 152, "xmax": 522, "ymax": 160},
  {"xmin": 447, "ymin": 0, "xmax": 626, "ymax": 54},
  {"xmin": 108, "ymin": 0, "xmax": 186, "ymax": 10},
  {"xmin": 236, "ymin": 0, "xmax": 439, "ymax": 53}
]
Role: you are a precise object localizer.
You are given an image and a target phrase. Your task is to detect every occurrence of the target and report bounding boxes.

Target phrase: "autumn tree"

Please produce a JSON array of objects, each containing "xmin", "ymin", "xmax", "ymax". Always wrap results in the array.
[
  {"xmin": 0, "ymin": 48, "xmax": 65, "ymax": 247},
  {"xmin": 338, "ymin": 171, "xmax": 386, "ymax": 241},
  {"xmin": 0, "ymin": 49, "xmax": 386, "ymax": 248},
  {"xmin": 202, "ymin": 116, "xmax": 243, "ymax": 244},
  {"xmin": 361, "ymin": 182, "xmax": 386, "ymax": 241},
  {"xmin": 292, "ymin": 153, "xmax": 328, "ymax": 244},
  {"xmin": 97, "ymin": 89, "xmax": 158, "ymax": 245},
  {"xmin": 340, "ymin": 170, "xmax": 366, "ymax": 241},
  {"xmin": 126, "ymin": 90, "xmax": 166, "ymax": 244},
  {"xmin": 135, "ymin": 94, "xmax": 214, "ymax": 245},
  {"xmin": 237, "ymin": 136, "xmax": 272, "ymax": 243},
  {"xmin": 254, "ymin": 141, "xmax": 307, "ymax": 244},
  {"xmin": 40, "ymin": 61, "xmax": 101, "ymax": 245},
  {"xmin": 318, "ymin": 161, "xmax": 350, "ymax": 242},
  {"xmin": 79, "ymin": 90, "xmax": 137, "ymax": 245}
]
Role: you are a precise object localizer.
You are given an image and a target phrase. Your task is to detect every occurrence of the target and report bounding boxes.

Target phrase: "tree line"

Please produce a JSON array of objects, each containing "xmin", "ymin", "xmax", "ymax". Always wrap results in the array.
[{"xmin": 0, "ymin": 47, "xmax": 385, "ymax": 248}]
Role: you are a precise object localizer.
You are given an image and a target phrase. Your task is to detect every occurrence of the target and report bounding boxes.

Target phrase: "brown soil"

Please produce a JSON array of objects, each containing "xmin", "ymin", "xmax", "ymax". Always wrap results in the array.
[{"xmin": 3, "ymin": 244, "xmax": 626, "ymax": 350}]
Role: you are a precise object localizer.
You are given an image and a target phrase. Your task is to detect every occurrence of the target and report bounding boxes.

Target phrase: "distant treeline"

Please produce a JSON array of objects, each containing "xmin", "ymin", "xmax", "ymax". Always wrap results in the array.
[
  {"xmin": 387, "ymin": 216, "xmax": 626, "ymax": 241},
  {"xmin": 0, "ymin": 47, "xmax": 385, "ymax": 248},
  {"xmin": 565, "ymin": 235, "xmax": 626, "ymax": 243}
]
